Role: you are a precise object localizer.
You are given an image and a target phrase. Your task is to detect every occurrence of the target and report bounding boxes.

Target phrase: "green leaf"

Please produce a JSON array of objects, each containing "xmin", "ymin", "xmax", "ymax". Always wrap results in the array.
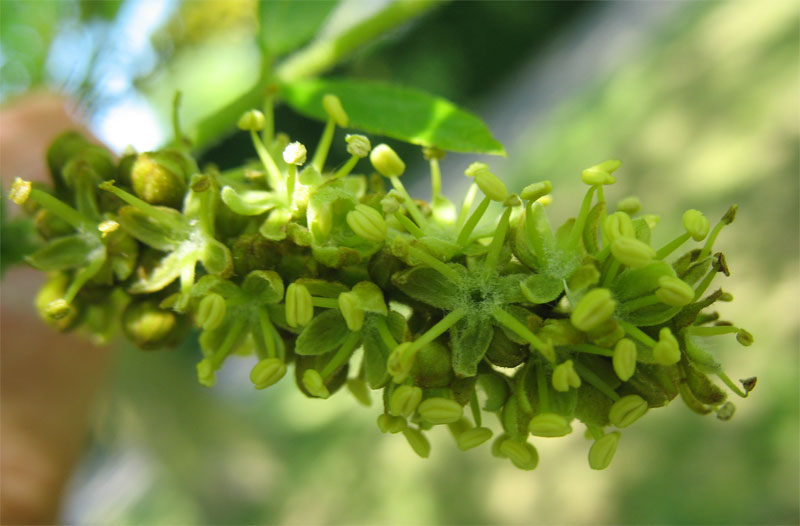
[
  {"xmin": 295, "ymin": 309, "xmax": 350, "ymax": 356},
  {"xmin": 25, "ymin": 233, "xmax": 99, "ymax": 271},
  {"xmin": 281, "ymin": 78, "xmax": 505, "ymax": 155},
  {"xmin": 391, "ymin": 265, "xmax": 460, "ymax": 310},
  {"xmin": 450, "ymin": 314, "xmax": 494, "ymax": 377},
  {"xmin": 259, "ymin": 0, "xmax": 339, "ymax": 56}
]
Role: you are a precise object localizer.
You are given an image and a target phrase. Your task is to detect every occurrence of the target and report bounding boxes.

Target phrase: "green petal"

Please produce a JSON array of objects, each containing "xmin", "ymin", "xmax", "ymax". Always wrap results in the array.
[
  {"xmin": 391, "ymin": 265, "xmax": 461, "ymax": 310},
  {"xmin": 118, "ymin": 205, "xmax": 186, "ymax": 251},
  {"xmin": 519, "ymin": 274, "xmax": 563, "ymax": 304},
  {"xmin": 200, "ymin": 237, "xmax": 233, "ymax": 277},
  {"xmin": 295, "ymin": 309, "xmax": 350, "ymax": 356},
  {"xmin": 129, "ymin": 250, "xmax": 186, "ymax": 293},
  {"xmin": 611, "ymin": 261, "xmax": 675, "ymax": 302},
  {"xmin": 242, "ymin": 270, "xmax": 284, "ymax": 304},
  {"xmin": 450, "ymin": 314, "xmax": 494, "ymax": 377},
  {"xmin": 220, "ymin": 186, "xmax": 280, "ymax": 216},
  {"xmin": 26, "ymin": 233, "xmax": 99, "ymax": 271},
  {"xmin": 349, "ymin": 281, "xmax": 388, "ymax": 315}
]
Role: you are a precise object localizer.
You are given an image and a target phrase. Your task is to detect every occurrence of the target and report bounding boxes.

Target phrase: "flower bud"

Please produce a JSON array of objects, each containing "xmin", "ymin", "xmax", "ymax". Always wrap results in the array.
[
  {"xmin": 302, "ymin": 369, "xmax": 330, "ymax": 398},
  {"xmin": 322, "ymin": 94, "xmax": 349, "ymax": 127},
  {"xmin": 377, "ymin": 413, "xmax": 407, "ymax": 434},
  {"xmin": 370, "ymin": 144, "xmax": 405, "ymax": 177},
  {"xmin": 282, "ymin": 142, "xmax": 307, "ymax": 165},
  {"xmin": 237, "ymin": 109, "xmax": 265, "ymax": 131},
  {"xmin": 609, "ymin": 394, "xmax": 648, "ymax": 428},
  {"xmin": 122, "ymin": 299, "xmax": 185, "ymax": 350},
  {"xmin": 338, "ymin": 292, "xmax": 365, "ymax": 331},
  {"xmin": 616, "ymin": 196, "xmax": 641, "ymax": 215},
  {"xmin": 403, "ymin": 428, "xmax": 431, "ymax": 458},
  {"xmin": 250, "ymin": 358, "xmax": 286, "ymax": 389},
  {"xmin": 196, "ymin": 358, "xmax": 216, "ymax": 387},
  {"xmin": 528, "ymin": 413, "xmax": 572, "ymax": 437},
  {"xmin": 345, "ymin": 134, "xmax": 371, "ymax": 158},
  {"xmin": 581, "ymin": 168, "xmax": 615, "ymax": 186},
  {"xmin": 552, "ymin": 359, "xmax": 581, "ymax": 392},
  {"xmin": 603, "ymin": 211, "xmax": 635, "ymax": 243},
  {"xmin": 389, "ymin": 385, "xmax": 423, "ymax": 417},
  {"xmin": 499, "ymin": 440, "xmax": 539, "ymax": 470},
  {"xmin": 285, "ymin": 283, "xmax": 314, "ymax": 328},
  {"xmin": 456, "ymin": 427, "xmax": 493, "ymax": 451},
  {"xmin": 196, "ymin": 292, "xmax": 227, "ymax": 330},
  {"xmin": 131, "ymin": 151, "xmax": 189, "ymax": 208},
  {"xmin": 465, "ymin": 162, "xmax": 507, "ymax": 202},
  {"xmin": 9, "ymin": 178, "xmax": 32, "ymax": 205},
  {"xmin": 655, "ymin": 275, "xmax": 695, "ymax": 306},
  {"xmin": 612, "ymin": 338, "xmax": 637, "ymax": 381},
  {"xmin": 652, "ymin": 327, "xmax": 681, "ymax": 365},
  {"xmin": 45, "ymin": 298, "xmax": 71, "ymax": 321},
  {"xmin": 520, "ymin": 180, "xmax": 552, "ymax": 202},
  {"xmin": 571, "ymin": 288, "xmax": 616, "ymax": 332},
  {"xmin": 387, "ymin": 342, "xmax": 416, "ymax": 383},
  {"xmin": 611, "ymin": 237, "xmax": 655, "ymax": 268},
  {"xmin": 588, "ymin": 431, "xmax": 620, "ymax": 470},
  {"xmin": 417, "ymin": 397, "xmax": 463, "ymax": 424},
  {"xmin": 682, "ymin": 209, "xmax": 710, "ymax": 241},
  {"xmin": 346, "ymin": 204, "xmax": 386, "ymax": 243}
]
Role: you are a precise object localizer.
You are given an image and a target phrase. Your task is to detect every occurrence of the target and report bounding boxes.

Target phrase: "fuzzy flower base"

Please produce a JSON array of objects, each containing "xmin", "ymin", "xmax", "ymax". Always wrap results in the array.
[{"xmin": 9, "ymin": 95, "xmax": 755, "ymax": 471}]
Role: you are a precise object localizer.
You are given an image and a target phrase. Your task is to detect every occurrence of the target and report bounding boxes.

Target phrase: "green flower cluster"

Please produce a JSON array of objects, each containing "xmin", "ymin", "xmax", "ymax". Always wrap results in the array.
[{"xmin": 9, "ymin": 94, "xmax": 755, "ymax": 470}]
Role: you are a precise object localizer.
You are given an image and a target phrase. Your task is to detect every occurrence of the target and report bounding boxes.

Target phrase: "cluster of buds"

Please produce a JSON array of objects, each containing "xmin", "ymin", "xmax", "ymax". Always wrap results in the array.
[{"xmin": 9, "ymin": 94, "xmax": 755, "ymax": 470}]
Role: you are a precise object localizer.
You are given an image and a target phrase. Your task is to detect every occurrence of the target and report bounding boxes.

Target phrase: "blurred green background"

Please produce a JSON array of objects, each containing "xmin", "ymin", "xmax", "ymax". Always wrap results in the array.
[{"xmin": 2, "ymin": 1, "xmax": 798, "ymax": 524}]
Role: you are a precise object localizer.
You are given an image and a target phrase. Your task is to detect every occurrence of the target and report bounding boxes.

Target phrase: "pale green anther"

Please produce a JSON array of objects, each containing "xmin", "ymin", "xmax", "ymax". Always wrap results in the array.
[
  {"xmin": 720, "ymin": 292, "xmax": 734, "ymax": 302},
  {"xmin": 528, "ymin": 413, "xmax": 573, "ymax": 437},
  {"xmin": 643, "ymin": 214, "xmax": 660, "ymax": 229},
  {"xmin": 403, "ymin": 428, "xmax": 431, "ymax": 458},
  {"xmin": 652, "ymin": 327, "xmax": 681, "ymax": 365},
  {"xmin": 302, "ymin": 369, "xmax": 330, "ymax": 398},
  {"xmin": 609, "ymin": 394, "xmax": 648, "ymax": 428},
  {"xmin": 737, "ymin": 329, "xmax": 754, "ymax": 347},
  {"xmin": 346, "ymin": 378, "xmax": 372, "ymax": 406},
  {"xmin": 237, "ymin": 109, "xmax": 265, "ymax": 131},
  {"xmin": 377, "ymin": 413, "xmax": 407, "ymax": 434},
  {"xmin": 520, "ymin": 180, "xmax": 552, "ymax": 202},
  {"xmin": 500, "ymin": 440, "xmax": 539, "ymax": 470},
  {"xmin": 9, "ymin": 178, "xmax": 32, "ymax": 205},
  {"xmin": 552, "ymin": 359, "xmax": 581, "ymax": 392},
  {"xmin": 716, "ymin": 401, "xmax": 736, "ymax": 421},
  {"xmin": 389, "ymin": 385, "xmax": 423, "ymax": 417},
  {"xmin": 370, "ymin": 144, "xmax": 405, "ymax": 177},
  {"xmin": 322, "ymin": 94, "xmax": 349, "ymax": 127},
  {"xmin": 594, "ymin": 159, "xmax": 622, "ymax": 174},
  {"xmin": 346, "ymin": 204, "xmax": 387, "ymax": 243},
  {"xmin": 603, "ymin": 211, "xmax": 635, "ymax": 243},
  {"xmin": 581, "ymin": 167, "xmax": 616, "ymax": 186},
  {"xmin": 45, "ymin": 299, "xmax": 71, "ymax": 320},
  {"xmin": 456, "ymin": 427, "xmax": 493, "ymax": 450},
  {"xmin": 504, "ymin": 194, "xmax": 521, "ymax": 207},
  {"xmin": 588, "ymin": 432, "xmax": 620, "ymax": 470},
  {"xmin": 464, "ymin": 161, "xmax": 491, "ymax": 179},
  {"xmin": 97, "ymin": 220, "xmax": 119, "ymax": 237},
  {"xmin": 465, "ymin": 162, "xmax": 507, "ymax": 201},
  {"xmin": 611, "ymin": 237, "xmax": 655, "ymax": 268},
  {"xmin": 571, "ymin": 288, "xmax": 616, "ymax": 332},
  {"xmin": 345, "ymin": 134, "xmax": 371, "ymax": 158},
  {"xmin": 338, "ymin": 292, "xmax": 365, "ymax": 331},
  {"xmin": 196, "ymin": 358, "xmax": 216, "ymax": 387},
  {"xmin": 196, "ymin": 292, "xmax": 226, "ymax": 331},
  {"xmin": 682, "ymin": 209, "xmax": 710, "ymax": 241},
  {"xmin": 387, "ymin": 342, "xmax": 416, "ymax": 383},
  {"xmin": 612, "ymin": 338, "xmax": 637, "ymax": 381},
  {"xmin": 418, "ymin": 397, "xmax": 463, "ymax": 424},
  {"xmin": 616, "ymin": 196, "xmax": 641, "ymax": 215},
  {"xmin": 282, "ymin": 142, "xmax": 307, "ymax": 165},
  {"xmin": 285, "ymin": 283, "xmax": 314, "ymax": 328},
  {"xmin": 250, "ymin": 358, "xmax": 286, "ymax": 389},
  {"xmin": 655, "ymin": 275, "xmax": 695, "ymax": 306}
]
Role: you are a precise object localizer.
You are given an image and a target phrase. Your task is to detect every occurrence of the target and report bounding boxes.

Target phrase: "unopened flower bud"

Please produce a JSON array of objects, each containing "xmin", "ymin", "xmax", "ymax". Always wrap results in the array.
[
  {"xmin": 196, "ymin": 292, "xmax": 227, "ymax": 330},
  {"xmin": 682, "ymin": 209, "xmax": 710, "ymax": 241},
  {"xmin": 612, "ymin": 338, "xmax": 637, "ymax": 381},
  {"xmin": 652, "ymin": 327, "xmax": 681, "ymax": 365},
  {"xmin": 345, "ymin": 134, "xmax": 371, "ymax": 158},
  {"xmin": 322, "ymin": 94, "xmax": 349, "ymax": 127},
  {"xmin": 377, "ymin": 413, "xmax": 407, "ymax": 434},
  {"xmin": 387, "ymin": 342, "xmax": 416, "ymax": 383},
  {"xmin": 370, "ymin": 144, "xmax": 405, "ymax": 177},
  {"xmin": 581, "ymin": 167, "xmax": 616, "ymax": 186},
  {"xmin": 499, "ymin": 440, "xmax": 539, "ymax": 470},
  {"xmin": 45, "ymin": 298, "xmax": 71, "ymax": 320},
  {"xmin": 346, "ymin": 204, "xmax": 386, "ymax": 243},
  {"xmin": 418, "ymin": 397, "xmax": 463, "ymax": 424},
  {"xmin": 131, "ymin": 151, "xmax": 189, "ymax": 208},
  {"xmin": 456, "ymin": 427, "xmax": 493, "ymax": 450},
  {"xmin": 603, "ymin": 211, "xmax": 635, "ymax": 243},
  {"xmin": 9, "ymin": 178, "xmax": 31, "ymax": 205},
  {"xmin": 285, "ymin": 283, "xmax": 314, "ymax": 328},
  {"xmin": 250, "ymin": 358, "xmax": 286, "ymax": 389},
  {"xmin": 588, "ymin": 431, "xmax": 620, "ymax": 470},
  {"xmin": 282, "ymin": 142, "xmax": 307, "ymax": 165},
  {"xmin": 403, "ymin": 427, "xmax": 431, "ymax": 458},
  {"xmin": 237, "ymin": 109, "xmax": 265, "ymax": 131},
  {"xmin": 609, "ymin": 394, "xmax": 648, "ymax": 428},
  {"xmin": 123, "ymin": 299, "xmax": 185, "ymax": 350},
  {"xmin": 616, "ymin": 196, "xmax": 641, "ymax": 215},
  {"xmin": 465, "ymin": 162, "xmax": 506, "ymax": 201},
  {"xmin": 528, "ymin": 413, "xmax": 572, "ymax": 437},
  {"xmin": 389, "ymin": 385, "xmax": 423, "ymax": 417},
  {"xmin": 571, "ymin": 288, "xmax": 616, "ymax": 332},
  {"xmin": 552, "ymin": 359, "xmax": 581, "ymax": 392},
  {"xmin": 302, "ymin": 369, "xmax": 330, "ymax": 398},
  {"xmin": 656, "ymin": 275, "xmax": 695, "ymax": 306},
  {"xmin": 338, "ymin": 292, "xmax": 364, "ymax": 331},
  {"xmin": 520, "ymin": 180, "xmax": 552, "ymax": 202},
  {"xmin": 611, "ymin": 237, "xmax": 655, "ymax": 268}
]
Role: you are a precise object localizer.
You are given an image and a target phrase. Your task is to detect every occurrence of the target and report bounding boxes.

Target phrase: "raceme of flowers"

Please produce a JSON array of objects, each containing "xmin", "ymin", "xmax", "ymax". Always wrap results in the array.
[{"xmin": 9, "ymin": 94, "xmax": 755, "ymax": 471}]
